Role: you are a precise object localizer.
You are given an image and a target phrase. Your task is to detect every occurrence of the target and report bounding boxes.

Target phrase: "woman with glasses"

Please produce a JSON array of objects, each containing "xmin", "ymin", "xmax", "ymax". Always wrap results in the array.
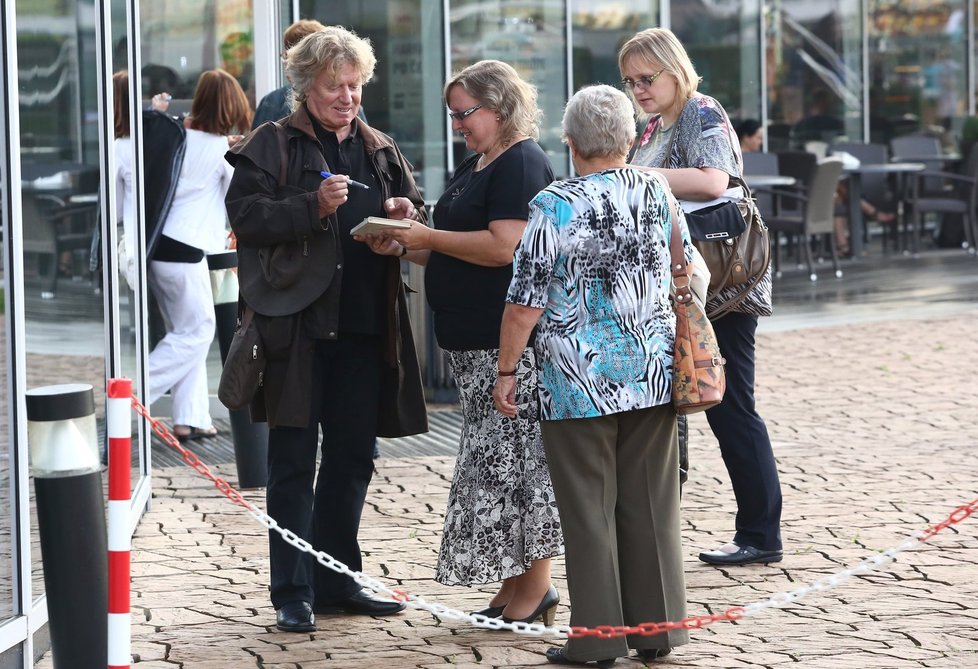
[
  {"xmin": 619, "ymin": 28, "xmax": 783, "ymax": 568},
  {"xmin": 380, "ymin": 59, "xmax": 564, "ymax": 625}
]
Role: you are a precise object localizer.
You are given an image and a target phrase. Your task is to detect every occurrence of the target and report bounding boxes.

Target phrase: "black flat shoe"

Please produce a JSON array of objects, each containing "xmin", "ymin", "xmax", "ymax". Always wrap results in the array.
[
  {"xmin": 275, "ymin": 601, "xmax": 315, "ymax": 632},
  {"xmin": 502, "ymin": 584, "xmax": 559, "ymax": 625},
  {"xmin": 699, "ymin": 543, "xmax": 783, "ymax": 566},
  {"xmin": 314, "ymin": 589, "xmax": 406, "ymax": 616},
  {"xmin": 636, "ymin": 647, "xmax": 671, "ymax": 662},
  {"xmin": 471, "ymin": 604, "xmax": 506, "ymax": 618},
  {"xmin": 546, "ymin": 646, "xmax": 615, "ymax": 668}
]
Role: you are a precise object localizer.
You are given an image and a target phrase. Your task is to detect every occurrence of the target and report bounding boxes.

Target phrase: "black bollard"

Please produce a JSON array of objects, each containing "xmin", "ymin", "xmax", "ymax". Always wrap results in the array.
[
  {"xmin": 208, "ymin": 251, "xmax": 269, "ymax": 489},
  {"xmin": 26, "ymin": 384, "xmax": 107, "ymax": 669}
]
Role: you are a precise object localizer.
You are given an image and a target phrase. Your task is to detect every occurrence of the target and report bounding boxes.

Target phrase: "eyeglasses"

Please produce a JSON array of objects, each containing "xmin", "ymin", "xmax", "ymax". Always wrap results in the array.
[
  {"xmin": 620, "ymin": 70, "xmax": 666, "ymax": 91},
  {"xmin": 448, "ymin": 104, "xmax": 483, "ymax": 121}
]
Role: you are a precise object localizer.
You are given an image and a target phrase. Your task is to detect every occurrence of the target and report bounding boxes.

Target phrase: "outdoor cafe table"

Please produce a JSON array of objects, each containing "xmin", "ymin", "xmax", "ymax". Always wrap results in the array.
[
  {"xmin": 844, "ymin": 162, "xmax": 925, "ymax": 257},
  {"xmin": 890, "ymin": 153, "xmax": 961, "ymax": 165},
  {"xmin": 744, "ymin": 174, "xmax": 796, "ymax": 189}
]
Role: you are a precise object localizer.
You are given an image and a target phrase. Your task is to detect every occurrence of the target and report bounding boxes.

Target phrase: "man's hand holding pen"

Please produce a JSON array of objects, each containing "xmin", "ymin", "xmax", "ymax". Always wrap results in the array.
[{"xmin": 317, "ymin": 174, "xmax": 349, "ymax": 218}]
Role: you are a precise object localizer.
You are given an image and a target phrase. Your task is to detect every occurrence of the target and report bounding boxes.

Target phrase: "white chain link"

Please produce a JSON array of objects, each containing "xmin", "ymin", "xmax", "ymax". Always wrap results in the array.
[
  {"xmin": 133, "ymin": 396, "xmax": 970, "ymax": 639},
  {"xmin": 245, "ymin": 502, "xmax": 932, "ymax": 635},
  {"xmin": 245, "ymin": 506, "xmax": 571, "ymax": 635},
  {"xmin": 741, "ymin": 533, "xmax": 924, "ymax": 617}
]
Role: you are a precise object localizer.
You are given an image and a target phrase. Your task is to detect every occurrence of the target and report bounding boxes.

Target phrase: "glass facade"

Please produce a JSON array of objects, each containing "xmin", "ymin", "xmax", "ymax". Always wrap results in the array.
[
  {"xmin": 764, "ymin": 0, "xmax": 865, "ymax": 151},
  {"xmin": 868, "ymin": 0, "xmax": 969, "ymax": 147},
  {"xmin": 2, "ymin": 0, "xmax": 977, "ymax": 663},
  {"xmin": 17, "ymin": 0, "xmax": 107, "ymax": 608},
  {"xmin": 138, "ymin": 0, "xmax": 255, "ymax": 108},
  {"xmin": 299, "ymin": 0, "xmax": 448, "ymax": 200},
  {"xmin": 673, "ymin": 0, "xmax": 762, "ymax": 123},
  {"xmin": 448, "ymin": 0, "xmax": 570, "ymax": 175},
  {"xmin": 0, "ymin": 102, "xmax": 10, "ymax": 625},
  {"xmin": 571, "ymin": 1, "xmax": 660, "ymax": 93}
]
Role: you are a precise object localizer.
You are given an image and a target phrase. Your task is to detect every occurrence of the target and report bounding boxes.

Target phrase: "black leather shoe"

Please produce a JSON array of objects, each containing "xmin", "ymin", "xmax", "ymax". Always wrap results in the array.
[
  {"xmin": 636, "ymin": 647, "xmax": 671, "ymax": 662},
  {"xmin": 699, "ymin": 544, "xmax": 783, "ymax": 566},
  {"xmin": 502, "ymin": 584, "xmax": 560, "ymax": 625},
  {"xmin": 471, "ymin": 604, "xmax": 506, "ymax": 618},
  {"xmin": 546, "ymin": 646, "xmax": 615, "ymax": 667},
  {"xmin": 314, "ymin": 590, "xmax": 406, "ymax": 616},
  {"xmin": 275, "ymin": 601, "xmax": 315, "ymax": 632}
]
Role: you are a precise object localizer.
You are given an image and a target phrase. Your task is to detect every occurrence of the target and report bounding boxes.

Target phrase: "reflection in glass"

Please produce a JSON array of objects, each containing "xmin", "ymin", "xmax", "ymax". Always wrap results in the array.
[
  {"xmin": 869, "ymin": 0, "xmax": 967, "ymax": 149},
  {"xmin": 298, "ymin": 0, "xmax": 448, "ymax": 201},
  {"xmin": 449, "ymin": 0, "xmax": 569, "ymax": 177},
  {"xmin": 18, "ymin": 0, "xmax": 107, "ymax": 602},
  {"xmin": 672, "ymin": 0, "xmax": 761, "ymax": 125},
  {"xmin": 571, "ymin": 2, "xmax": 659, "ymax": 98},
  {"xmin": 1, "ymin": 184, "xmax": 11, "ymax": 621},
  {"xmin": 764, "ymin": 0, "xmax": 863, "ymax": 152}
]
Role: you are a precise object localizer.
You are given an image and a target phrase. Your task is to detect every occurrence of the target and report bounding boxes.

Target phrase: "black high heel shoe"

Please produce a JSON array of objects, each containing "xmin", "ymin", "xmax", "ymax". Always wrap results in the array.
[
  {"xmin": 471, "ymin": 604, "xmax": 506, "ymax": 618},
  {"xmin": 502, "ymin": 584, "xmax": 559, "ymax": 625}
]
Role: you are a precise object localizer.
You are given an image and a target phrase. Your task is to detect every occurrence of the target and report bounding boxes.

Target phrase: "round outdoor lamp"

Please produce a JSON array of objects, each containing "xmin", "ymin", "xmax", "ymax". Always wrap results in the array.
[{"xmin": 26, "ymin": 383, "xmax": 107, "ymax": 669}]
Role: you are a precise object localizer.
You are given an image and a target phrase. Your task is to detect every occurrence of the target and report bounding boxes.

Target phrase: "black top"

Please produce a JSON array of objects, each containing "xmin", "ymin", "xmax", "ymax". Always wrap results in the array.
[
  {"xmin": 314, "ymin": 120, "xmax": 386, "ymax": 336},
  {"xmin": 425, "ymin": 140, "xmax": 554, "ymax": 351}
]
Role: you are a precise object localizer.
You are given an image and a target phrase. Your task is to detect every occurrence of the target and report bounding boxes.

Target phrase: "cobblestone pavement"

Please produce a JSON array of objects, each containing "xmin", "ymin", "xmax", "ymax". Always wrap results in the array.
[{"xmin": 38, "ymin": 309, "xmax": 978, "ymax": 668}]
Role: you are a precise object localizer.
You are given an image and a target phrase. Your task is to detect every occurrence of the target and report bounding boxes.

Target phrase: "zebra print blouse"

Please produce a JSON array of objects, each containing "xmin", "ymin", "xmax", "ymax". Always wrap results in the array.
[{"xmin": 507, "ymin": 168, "xmax": 692, "ymax": 420}]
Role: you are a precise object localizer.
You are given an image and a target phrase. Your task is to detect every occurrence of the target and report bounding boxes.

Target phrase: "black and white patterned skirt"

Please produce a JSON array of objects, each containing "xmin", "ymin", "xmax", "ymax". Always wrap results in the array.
[{"xmin": 435, "ymin": 348, "xmax": 564, "ymax": 586}]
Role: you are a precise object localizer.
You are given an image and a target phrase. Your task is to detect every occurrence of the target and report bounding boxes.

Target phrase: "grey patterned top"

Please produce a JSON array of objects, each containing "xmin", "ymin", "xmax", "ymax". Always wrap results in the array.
[{"xmin": 630, "ymin": 94, "xmax": 773, "ymax": 318}]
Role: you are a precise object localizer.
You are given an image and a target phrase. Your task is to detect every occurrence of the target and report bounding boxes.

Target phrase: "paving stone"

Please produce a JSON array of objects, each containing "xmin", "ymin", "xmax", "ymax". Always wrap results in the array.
[{"xmin": 33, "ymin": 311, "xmax": 978, "ymax": 669}]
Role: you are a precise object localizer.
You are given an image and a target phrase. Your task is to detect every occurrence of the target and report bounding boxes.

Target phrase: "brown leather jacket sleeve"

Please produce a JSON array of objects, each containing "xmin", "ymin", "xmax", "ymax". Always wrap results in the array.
[{"xmin": 224, "ymin": 125, "xmax": 323, "ymax": 248}]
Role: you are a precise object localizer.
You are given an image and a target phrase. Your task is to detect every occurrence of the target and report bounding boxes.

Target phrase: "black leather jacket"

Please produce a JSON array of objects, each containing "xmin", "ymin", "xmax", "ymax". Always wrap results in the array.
[{"xmin": 142, "ymin": 110, "xmax": 186, "ymax": 257}]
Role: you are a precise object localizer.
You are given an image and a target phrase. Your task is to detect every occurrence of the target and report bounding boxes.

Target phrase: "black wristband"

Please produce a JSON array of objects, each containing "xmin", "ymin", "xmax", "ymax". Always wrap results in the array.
[{"xmin": 497, "ymin": 368, "xmax": 516, "ymax": 377}]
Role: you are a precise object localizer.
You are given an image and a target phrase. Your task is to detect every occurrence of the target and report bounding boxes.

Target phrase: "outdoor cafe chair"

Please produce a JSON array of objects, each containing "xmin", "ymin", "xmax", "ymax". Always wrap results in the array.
[
  {"xmin": 830, "ymin": 141, "xmax": 899, "ymax": 250},
  {"xmin": 906, "ymin": 144, "xmax": 978, "ymax": 255},
  {"xmin": 742, "ymin": 151, "xmax": 780, "ymax": 219},
  {"xmin": 757, "ymin": 157, "xmax": 846, "ymax": 281},
  {"xmin": 22, "ymin": 192, "xmax": 99, "ymax": 299}
]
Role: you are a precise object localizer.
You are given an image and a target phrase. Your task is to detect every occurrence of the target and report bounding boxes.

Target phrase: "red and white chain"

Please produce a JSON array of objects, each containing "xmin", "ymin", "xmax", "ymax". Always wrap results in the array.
[{"xmin": 132, "ymin": 397, "xmax": 978, "ymax": 639}]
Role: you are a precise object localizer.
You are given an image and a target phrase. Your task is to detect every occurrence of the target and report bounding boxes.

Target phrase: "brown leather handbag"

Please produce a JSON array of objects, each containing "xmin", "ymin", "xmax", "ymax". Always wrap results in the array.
[
  {"xmin": 683, "ymin": 178, "xmax": 770, "ymax": 318},
  {"xmin": 657, "ymin": 101, "xmax": 770, "ymax": 319},
  {"xmin": 668, "ymin": 210, "xmax": 726, "ymax": 414}
]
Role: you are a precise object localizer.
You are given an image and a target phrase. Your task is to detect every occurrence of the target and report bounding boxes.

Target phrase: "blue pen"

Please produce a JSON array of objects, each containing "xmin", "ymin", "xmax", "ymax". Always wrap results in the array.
[{"xmin": 321, "ymin": 170, "xmax": 370, "ymax": 190}]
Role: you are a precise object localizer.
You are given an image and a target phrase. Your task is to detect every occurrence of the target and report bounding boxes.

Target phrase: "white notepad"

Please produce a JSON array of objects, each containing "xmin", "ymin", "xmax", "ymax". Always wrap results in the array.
[{"xmin": 349, "ymin": 216, "xmax": 413, "ymax": 236}]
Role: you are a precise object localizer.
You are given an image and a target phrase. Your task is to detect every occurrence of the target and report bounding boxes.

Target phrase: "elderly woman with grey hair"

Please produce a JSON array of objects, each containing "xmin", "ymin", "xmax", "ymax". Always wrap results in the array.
[
  {"xmin": 225, "ymin": 26, "xmax": 428, "ymax": 633},
  {"xmin": 493, "ymin": 84, "xmax": 691, "ymax": 666},
  {"xmin": 382, "ymin": 59, "xmax": 563, "ymax": 625}
]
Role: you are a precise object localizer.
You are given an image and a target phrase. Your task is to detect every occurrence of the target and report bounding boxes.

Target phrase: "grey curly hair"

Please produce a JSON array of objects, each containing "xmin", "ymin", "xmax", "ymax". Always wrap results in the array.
[
  {"xmin": 562, "ymin": 85, "xmax": 636, "ymax": 160},
  {"xmin": 286, "ymin": 26, "xmax": 376, "ymax": 110}
]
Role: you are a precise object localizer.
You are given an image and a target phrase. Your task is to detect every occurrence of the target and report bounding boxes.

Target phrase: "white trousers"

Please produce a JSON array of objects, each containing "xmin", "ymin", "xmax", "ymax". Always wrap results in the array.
[{"xmin": 147, "ymin": 258, "xmax": 215, "ymax": 428}]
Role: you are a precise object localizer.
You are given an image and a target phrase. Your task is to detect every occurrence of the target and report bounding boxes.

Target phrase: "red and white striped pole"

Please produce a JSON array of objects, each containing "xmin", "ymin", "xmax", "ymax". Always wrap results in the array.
[{"xmin": 106, "ymin": 378, "xmax": 132, "ymax": 669}]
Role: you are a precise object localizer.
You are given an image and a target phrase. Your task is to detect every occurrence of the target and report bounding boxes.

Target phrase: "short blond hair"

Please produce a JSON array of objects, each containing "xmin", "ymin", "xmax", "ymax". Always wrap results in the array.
[
  {"xmin": 445, "ymin": 60, "xmax": 541, "ymax": 144},
  {"xmin": 286, "ymin": 27, "xmax": 376, "ymax": 110},
  {"xmin": 618, "ymin": 28, "xmax": 700, "ymax": 112}
]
